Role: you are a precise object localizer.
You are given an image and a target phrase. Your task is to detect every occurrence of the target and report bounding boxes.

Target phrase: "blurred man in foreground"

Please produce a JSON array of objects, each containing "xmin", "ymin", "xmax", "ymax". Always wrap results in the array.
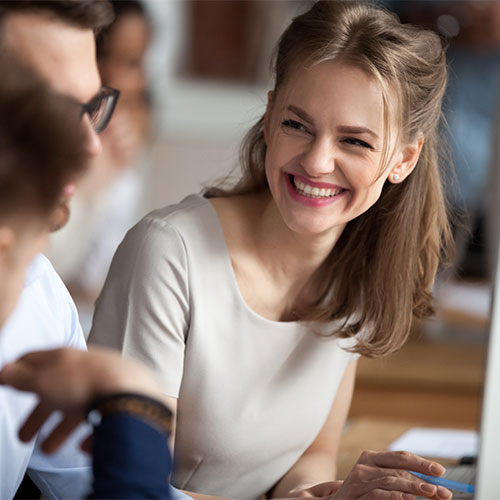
[
  {"xmin": 0, "ymin": 1, "xmax": 117, "ymax": 496},
  {"xmin": 0, "ymin": 53, "xmax": 173, "ymax": 500}
]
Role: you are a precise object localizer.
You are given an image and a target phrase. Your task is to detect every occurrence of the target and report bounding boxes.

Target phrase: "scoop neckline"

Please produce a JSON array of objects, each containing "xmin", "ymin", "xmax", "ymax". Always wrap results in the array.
[{"xmin": 196, "ymin": 194, "xmax": 304, "ymax": 329}]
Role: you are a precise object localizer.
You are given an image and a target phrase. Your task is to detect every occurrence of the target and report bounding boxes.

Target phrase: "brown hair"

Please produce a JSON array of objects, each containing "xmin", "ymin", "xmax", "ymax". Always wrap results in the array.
[
  {"xmin": 96, "ymin": 0, "xmax": 149, "ymax": 60},
  {"xmin": 0, "ymin": 0, "xmax": 114, "ymax": 35},
  {"xmin": 205, "ymin": 0, "xmax": 454, "ymax": 357},
  {"xmin": 0, "ymin": 54, "xmax": 87, "ymax": 221}
]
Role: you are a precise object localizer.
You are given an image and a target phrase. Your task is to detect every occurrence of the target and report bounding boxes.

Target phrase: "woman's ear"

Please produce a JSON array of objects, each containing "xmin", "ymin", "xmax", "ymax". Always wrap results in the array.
[
  {"xmin": 388, "ymin": 135, "xmax": 424, "ymax": 184},
  {"xmin": 263, "ymin": 90, "xmax": 274, "ymax": 145}
]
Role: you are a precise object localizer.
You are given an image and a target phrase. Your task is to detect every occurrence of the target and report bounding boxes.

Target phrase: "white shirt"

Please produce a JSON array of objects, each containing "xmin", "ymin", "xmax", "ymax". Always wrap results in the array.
[{"xmin": 0, "ymin": 254, "xmax": 92, "ymax": 499}]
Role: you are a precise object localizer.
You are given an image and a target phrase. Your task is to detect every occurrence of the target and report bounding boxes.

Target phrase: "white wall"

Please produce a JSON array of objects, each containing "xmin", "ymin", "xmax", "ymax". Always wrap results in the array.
[{"xmin": 148, "ymin": 78, "xmax": 267, "ymax": 209}]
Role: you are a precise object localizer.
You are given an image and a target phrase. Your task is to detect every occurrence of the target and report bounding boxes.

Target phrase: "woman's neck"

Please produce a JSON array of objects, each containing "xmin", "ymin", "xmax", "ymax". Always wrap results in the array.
[
  {"xmin": 252, "ymin": 192, "xmax": 344, "ymax": 289},
  {"xmin": 209, "ymin": 192, "xmax": 345, "ymax": 322}
]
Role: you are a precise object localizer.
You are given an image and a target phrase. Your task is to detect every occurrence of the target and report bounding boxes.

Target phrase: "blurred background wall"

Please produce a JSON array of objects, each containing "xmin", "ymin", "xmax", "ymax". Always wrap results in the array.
[{"xmin": 143, "ymin": 0, "xmax": 306, "ymax": 211}]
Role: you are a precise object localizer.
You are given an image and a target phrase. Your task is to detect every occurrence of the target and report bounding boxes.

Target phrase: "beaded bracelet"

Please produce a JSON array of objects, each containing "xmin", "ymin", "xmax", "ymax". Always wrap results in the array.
[{"xmin": 87, "ymin": 392, "xmax": 173, "ymax": 435}]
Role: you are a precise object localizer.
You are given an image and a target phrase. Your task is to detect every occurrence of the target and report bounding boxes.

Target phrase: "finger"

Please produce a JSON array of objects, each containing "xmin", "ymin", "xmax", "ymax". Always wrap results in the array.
[
  {"xmin": 362, "ymin": 467, "xmax": 437, "ymax": 485},
  {"xmin": 295, "ymin": 491, "xmax": 314, "ymax": 498},
  {"xmin": 80, "ymin": 433, "xmax": 93, "ymax": 454},
  {"xmin": 41, "ymin": 415, "xmax": 83, "ymax": 453},
  {"xmin": 0, "ymin": 361, "xmax": 38, "ymax": 392},
  {"xmin": 359, "ymin": 489, "xmax": 415, "ymax": 499},
  {"xmin": 9, "ymin": 349, "xmax": 61, "ymax": 369},
  {"xmin": 330, "ymin": 480, "xmax": 344, "ymax": 492},
  {"xmin": 313, "ymin": 480, "xmax": 344, "ymax": 496},
  {"xmin": 345, "ymin": 464, "xmax": 449, "ymax": 500},
  {"xmin": 371, "ymin": 475, "xmax": 439, "ymax": 499},
  {"xmin": 433, "ymin": 486, "xmax": 453, "ymax": 500},
  {"xmin": 18, "ymin": 403, "xmax": 53, "ymax": 442},
  {"xmin": 363, "ymin": 450, "xmax": 446, "ymax": 476}
]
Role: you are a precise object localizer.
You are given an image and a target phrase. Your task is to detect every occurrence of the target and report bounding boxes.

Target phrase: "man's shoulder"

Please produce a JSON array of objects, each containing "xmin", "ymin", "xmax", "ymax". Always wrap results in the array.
[
  {"xmin": 24, "ymin": 252, "xmax": 52, "ymax": 286},
  {"xmin": 23, "ymin": 253, "xmax": 75, "ymax": 307},
  {"xmin": 0, "ymin": 254, "xmax": 85, "ymax": 364}
]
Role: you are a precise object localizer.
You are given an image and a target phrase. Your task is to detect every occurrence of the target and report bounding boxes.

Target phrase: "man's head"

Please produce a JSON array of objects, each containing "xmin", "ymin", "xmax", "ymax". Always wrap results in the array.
[
  {"xmin": 0, "ymin": 54, "xmax": 87, "ymax": 329},
  {"xmin": 0, "ymin": 0, "xmax": 114, "ymax": 230}
]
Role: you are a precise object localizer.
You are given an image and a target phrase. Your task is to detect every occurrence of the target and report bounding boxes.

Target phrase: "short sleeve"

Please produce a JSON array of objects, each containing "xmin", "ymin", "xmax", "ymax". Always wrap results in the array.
[{"xmin": 88, "ymin": 216, "xmax": 190, "ymax": 396}]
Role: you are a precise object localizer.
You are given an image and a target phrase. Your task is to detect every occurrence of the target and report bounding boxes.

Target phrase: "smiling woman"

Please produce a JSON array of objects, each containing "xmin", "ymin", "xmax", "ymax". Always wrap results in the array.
[
  {"xmin": 206, "ymin": 2, "xmax": 452, "ymax": 357},
  {"xmin": 89, "ymin": 1, "xmax": 455, "ymax": 499}
]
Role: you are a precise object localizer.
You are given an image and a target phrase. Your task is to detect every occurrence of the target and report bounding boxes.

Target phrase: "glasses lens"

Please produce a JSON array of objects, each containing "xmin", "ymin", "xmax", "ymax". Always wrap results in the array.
[{"xmin": 84, "ymin": 87, "xmax": 119, "ymax": 133}]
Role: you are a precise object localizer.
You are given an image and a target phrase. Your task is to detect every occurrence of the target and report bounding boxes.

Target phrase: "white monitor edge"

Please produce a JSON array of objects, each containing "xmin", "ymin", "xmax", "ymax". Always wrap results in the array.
[{"xmin": 475, "ymin": 251, "xmax": 500, "ymax": 498}]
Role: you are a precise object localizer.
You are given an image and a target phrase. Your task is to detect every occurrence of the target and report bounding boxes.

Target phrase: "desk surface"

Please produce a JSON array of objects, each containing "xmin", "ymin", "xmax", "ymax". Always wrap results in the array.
[
  {"xmin": 349, "ymin": 332, "xmax": 485, "ymax": 427},
  {"xmin": 337, "ymin": 417, "xmax": 473, "ymax": 480}
]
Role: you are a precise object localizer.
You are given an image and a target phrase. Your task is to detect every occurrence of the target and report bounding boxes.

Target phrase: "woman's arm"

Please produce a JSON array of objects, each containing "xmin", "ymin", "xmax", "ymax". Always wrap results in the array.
[
  {"xmin": 268, "ymin": 358, "xmax": 451, "ymax": 500},
  {"xmin": 270, "ymin": 360, "xmax": 358, "ymax": 498}
]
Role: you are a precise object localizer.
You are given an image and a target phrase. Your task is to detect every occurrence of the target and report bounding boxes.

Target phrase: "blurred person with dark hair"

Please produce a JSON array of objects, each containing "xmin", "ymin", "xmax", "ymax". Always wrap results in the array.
[
  {"xmin": 0, "ymin": 1, "xmax": 120, "ymax": 497},
  {"xmin": 48, "ymin": 0, "xmax": 154, "ymax": 333},
  {"xmin": 0, "ymin": 57, "xmax": 174, "ymax": 500},
  {"xmin": 0, "ymin": 56, "xmax": 87, "ymax": 330},
  {"xmin": 0, "ymin": 0, "xmax": 115, "ymax": 231}
]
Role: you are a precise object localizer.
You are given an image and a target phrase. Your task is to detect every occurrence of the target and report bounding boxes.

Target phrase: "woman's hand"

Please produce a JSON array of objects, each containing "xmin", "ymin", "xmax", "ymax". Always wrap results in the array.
[
  {"xmin": 329, "ymin": 450, "xmax": 451, "ymax": 500},
  {"xmin": 286, "ymin": 480, "xmax": 343, "ymax": 497}
]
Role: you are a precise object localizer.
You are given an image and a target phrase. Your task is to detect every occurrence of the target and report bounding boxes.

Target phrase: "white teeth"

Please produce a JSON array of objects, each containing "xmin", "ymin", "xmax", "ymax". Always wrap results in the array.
[{"xmin": 292, "ymin": 176, "xmax": 344, "ymax": 199}]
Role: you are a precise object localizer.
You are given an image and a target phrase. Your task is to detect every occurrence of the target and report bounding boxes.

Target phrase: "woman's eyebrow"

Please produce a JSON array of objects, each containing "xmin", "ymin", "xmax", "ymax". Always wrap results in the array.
[
  {"xmin": 337, "ymin": 125, "xmax": 379, "ymax": 139},
  {"xmin": 287, "ymin": 105, "xmax": 314, "ymax": 125},
  {"xmin": 287, "ymin": 105, "xmax": 379, "ymax": 139}
]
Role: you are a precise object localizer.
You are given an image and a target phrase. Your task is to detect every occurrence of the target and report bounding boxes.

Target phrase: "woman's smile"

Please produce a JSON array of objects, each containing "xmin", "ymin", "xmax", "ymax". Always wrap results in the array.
[{"xmin": 285, "ymin": 173, "xmax": 347, "ymax": 207}]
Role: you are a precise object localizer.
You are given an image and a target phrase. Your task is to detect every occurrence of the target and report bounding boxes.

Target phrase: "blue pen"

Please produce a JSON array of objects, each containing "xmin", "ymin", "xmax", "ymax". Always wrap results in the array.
[{"xmin": 410, "ymin": 471, "xmax": 475, "ymax": 495}]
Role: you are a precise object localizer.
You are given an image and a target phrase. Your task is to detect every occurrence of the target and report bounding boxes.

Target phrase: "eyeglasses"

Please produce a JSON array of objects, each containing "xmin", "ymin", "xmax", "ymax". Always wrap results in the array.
[{"xmin": 80, "ymin": 86, "xmax": 120, "ymax": 133}]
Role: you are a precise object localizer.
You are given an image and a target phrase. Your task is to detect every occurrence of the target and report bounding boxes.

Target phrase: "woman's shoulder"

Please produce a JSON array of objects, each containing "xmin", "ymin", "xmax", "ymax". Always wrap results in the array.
[
  {"xmin": 209, "ymin": 192, "xmax": 265, "ymax": 243},
  {"xmin": 130, "ymin": 194, "xmax": 213, "ymax": 239},
  {"xmin": 145, "ymin": 193, "xmax": 211, "ymax": 226},
  {"xmin": 123, "ymin": 194, "xmax": 225, "ymax": 260}
]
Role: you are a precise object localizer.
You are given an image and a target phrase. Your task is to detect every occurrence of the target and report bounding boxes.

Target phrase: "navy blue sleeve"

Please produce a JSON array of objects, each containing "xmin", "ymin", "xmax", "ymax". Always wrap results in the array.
[{"xmin": 89, "ymin": 413, "xmax": 172, "ymax": 499}]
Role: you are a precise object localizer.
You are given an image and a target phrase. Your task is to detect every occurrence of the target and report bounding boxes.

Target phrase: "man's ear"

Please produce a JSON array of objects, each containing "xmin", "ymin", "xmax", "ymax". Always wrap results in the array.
[
  {"xmin": 388, "ymin": 135, "xmax": 424, "ymax": 184},
  {"xmin": 263, "ymin": 90, "xmax": 274, "ymax": 145}
]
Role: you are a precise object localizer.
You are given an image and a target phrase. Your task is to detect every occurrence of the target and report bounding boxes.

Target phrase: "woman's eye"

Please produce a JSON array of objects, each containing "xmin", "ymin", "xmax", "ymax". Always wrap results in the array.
[
  {"xmin": 342, "ymin": 137, "xmax": 373, "ymax": 149},
  {"xmin": 282, "ymin": 119, "xmax": 308, "ymax": 133}
]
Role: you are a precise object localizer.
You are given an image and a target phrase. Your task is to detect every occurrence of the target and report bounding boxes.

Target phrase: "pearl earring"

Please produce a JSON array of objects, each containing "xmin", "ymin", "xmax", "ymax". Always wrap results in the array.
[{"xmin": 392, "ymin": 173, "xmax": 400, "ymax": 182}]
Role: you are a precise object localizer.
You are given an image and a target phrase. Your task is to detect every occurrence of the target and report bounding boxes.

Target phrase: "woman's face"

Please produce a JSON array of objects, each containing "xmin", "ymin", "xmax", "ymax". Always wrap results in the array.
[
  {"xmin": 0, "ymin": 222, "xmax": 47, "ymax": 331},
  {"xmin": 264, "ymin": 60, "xmax": 418, "ymax": 237},
  {"xmin": 98, "ymin": 13, "xmax": 151, "ymax": 98}
]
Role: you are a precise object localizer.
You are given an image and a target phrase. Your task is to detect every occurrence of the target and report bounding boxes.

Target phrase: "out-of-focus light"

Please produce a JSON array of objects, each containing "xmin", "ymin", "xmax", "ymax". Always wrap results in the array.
[{"xmin": 437, "ymin": 14, "xmax": 461, "ymax": 38}]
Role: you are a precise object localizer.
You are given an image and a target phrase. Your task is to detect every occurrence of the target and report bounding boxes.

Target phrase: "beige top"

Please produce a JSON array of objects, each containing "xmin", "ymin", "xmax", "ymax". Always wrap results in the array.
[{"xmin": 89, "ymin": 194, "xmax": 359, "ymax": 499}]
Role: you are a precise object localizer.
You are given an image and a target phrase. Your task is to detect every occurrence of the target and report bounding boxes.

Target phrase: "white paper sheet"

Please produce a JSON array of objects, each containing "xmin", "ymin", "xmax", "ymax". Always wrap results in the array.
[
  {"xmin": 435, "ymin": 280, "xmax": 491, "ymax": 320},
  {"xmin": 388, "ymin": 427, "xmax": 479, "ymax": 459}
]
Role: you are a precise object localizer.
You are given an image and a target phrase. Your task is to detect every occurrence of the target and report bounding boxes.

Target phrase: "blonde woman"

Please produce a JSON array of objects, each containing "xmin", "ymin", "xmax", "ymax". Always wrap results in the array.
[{"xmin": 90, "ymin": 1, "xmax": 454, "ymax": 499}]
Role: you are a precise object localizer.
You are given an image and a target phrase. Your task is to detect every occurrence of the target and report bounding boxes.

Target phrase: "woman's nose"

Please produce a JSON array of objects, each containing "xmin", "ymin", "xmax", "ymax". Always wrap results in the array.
[{"xmin": 300, "ymin": 137, "xmax": 335, "ymax": 177}]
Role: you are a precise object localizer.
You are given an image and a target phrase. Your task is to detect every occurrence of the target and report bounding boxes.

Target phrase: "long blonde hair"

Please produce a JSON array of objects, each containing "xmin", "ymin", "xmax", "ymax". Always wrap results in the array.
[{"xmin": 205, "ymin": 0, "xmax": 454, "ymax": 357}]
